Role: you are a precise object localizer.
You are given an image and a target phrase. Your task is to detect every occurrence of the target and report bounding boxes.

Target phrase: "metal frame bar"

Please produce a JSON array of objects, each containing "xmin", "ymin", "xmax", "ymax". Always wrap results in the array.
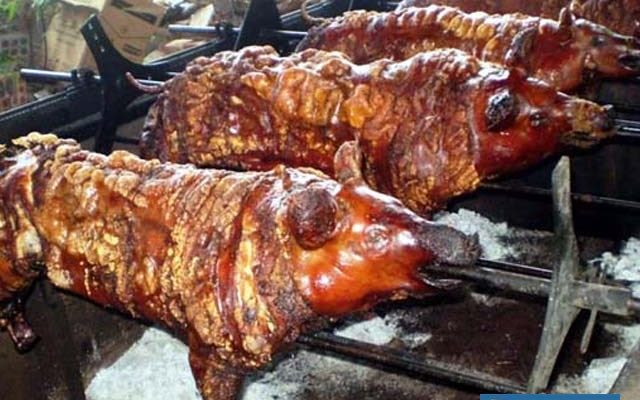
[{"xmin": 298, "ymin": 331, "xmax": 528, "ymax": 394}]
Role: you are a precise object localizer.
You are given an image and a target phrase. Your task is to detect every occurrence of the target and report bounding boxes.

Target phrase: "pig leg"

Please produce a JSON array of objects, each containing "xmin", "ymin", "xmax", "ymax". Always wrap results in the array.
[
  {"xmin": 0, "ymin": 252, "xmax": 41, "ymax": 352},
  {"xmin": 188, "ymin": 349, "xmax": 244, "ymax": 400},
  {"xmin": 0, "ymin": 297, "xmax": 38, "ymax": 352}
]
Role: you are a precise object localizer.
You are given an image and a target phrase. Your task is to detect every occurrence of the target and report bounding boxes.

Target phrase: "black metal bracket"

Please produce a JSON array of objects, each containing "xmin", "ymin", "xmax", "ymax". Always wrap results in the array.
[
  {"xmin": 80, "ymin": 15, "xmax": 236, "ymax": 153},
  {"xmin": 234, "ymin": 0, "xmax": 286, "ymax": 51}
]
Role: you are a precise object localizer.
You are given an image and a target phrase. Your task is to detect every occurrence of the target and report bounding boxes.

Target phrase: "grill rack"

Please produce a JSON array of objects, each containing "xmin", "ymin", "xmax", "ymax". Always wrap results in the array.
[{"xmin": 1, "ymin": 0, "xmax": 640, "ymax": 397}]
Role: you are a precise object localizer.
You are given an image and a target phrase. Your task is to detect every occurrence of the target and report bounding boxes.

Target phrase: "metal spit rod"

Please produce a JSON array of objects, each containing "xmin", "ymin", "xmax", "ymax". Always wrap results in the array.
[
  {"xmin": 298, "ymin": 331, "xmax": 528, "ymax": 394},
  {"xmin": 167, "ymin": 24, "xmax": 308, "ymax": 40},
  {"xmin": 480, "ymin": 182, "xmax": 640, "ymax": 211},
  {"xmin": 431, "ymin": 260, "xmax": 640, "ymax": 319},
  {"xmin": 19, "ymin": 69, "xmax": 163, "ymax": 87}
]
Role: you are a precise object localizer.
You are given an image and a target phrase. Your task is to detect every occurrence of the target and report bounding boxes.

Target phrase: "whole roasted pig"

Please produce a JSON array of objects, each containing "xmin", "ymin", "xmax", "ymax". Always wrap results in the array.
[
  {"xmin": 139, "ymin": 46, "xmax": 614, "ymax": 215},
  {"xmin": 296, "ymin": 4, "xmax": 640, "ymax": 92},
  {"xmin": 397, "ymin": 0, "xmax": 640, "ymax": 36},
  {"xmin": 0, "ymin": 133, "xmax": 479, "ymax": 400}
]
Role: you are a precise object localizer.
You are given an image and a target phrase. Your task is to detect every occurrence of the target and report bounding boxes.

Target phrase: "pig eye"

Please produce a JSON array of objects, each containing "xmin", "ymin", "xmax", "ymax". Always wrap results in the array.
[
  {"xmin": 363, "ymin": 225, "xmax": 391, "ymax": 255},
  {"xmin": 530, "ymin": 111, "xmax": 547, "ymax": 128},
  {"xmin": 485, "ymin": 90, "xmax": 517, "ymax": 132},
  {"xmin": 591, "ymin": 35, "xmax": 606, "ymax": 47}
]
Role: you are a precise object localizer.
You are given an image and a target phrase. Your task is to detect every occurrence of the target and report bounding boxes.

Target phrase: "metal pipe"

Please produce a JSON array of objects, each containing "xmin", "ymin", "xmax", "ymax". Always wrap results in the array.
[
  {"xmin": 168, "ymin": 24, "xmax": 308, "ymax": 40},
  {"xmin": 298, "ymin": 331, "xmax": 528, "ymax": 394},
  {"xmin": 20, "ymin": 69, "xmax": 98, "ymax": 83},
  {"xmin": 168, "ymin": 25, "xmax": 239, "ymax": 35},
  {"xmin": 20, "ymin": 69, "xmax": 164, "ymax": 87}
]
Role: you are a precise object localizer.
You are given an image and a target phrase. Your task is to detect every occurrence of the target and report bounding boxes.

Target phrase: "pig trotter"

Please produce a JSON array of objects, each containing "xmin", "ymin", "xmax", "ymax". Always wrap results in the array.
[
  {"xmin": 189, "ymin": 351, "xmax": 243, "ymax": 400},
  {"xmin": 0, "ymin": 299, "xmax": 38, "ymax": 352}
]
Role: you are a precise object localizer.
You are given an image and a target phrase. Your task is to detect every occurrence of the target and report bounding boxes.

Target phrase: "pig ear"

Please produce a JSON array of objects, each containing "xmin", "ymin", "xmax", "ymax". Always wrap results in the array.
[
  {"xmin": 558, "ymin": 7, "xmax": 575, "ymax": 29},
  {"xmin": 334, "ymin": 141, "xmax": 366, "ymax": 185},
  {"xmin": 569, "ymin": 0, "xmax": 584, "ymax": 17},
  {"xmin": 485, "ymin": 89, "xmax": 517, "ymax": 131},
  {"xmin": 505, "ymin": 27, "xmax": 537, "ymax": 67},
  {"xmin": 288, "ymin": 187, "xmax": 338, "ymax": 250}
]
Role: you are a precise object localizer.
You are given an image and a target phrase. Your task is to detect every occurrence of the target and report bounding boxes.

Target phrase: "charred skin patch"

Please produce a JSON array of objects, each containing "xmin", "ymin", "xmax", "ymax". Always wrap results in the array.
[{"xmin": 485, "ymin": 90, "xmax": 517, "ymax": 131}]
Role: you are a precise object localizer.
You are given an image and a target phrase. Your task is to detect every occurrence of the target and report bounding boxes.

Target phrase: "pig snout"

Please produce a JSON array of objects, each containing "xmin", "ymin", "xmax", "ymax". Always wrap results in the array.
[
  {"xmin": 597, "ymin": 105, "xmax": 616, "ymax": 132},
  {"xmin": 562, "ymin": 98, "xmax": 616, "ymax": 147},
  {"xmin": 619, "ymin": 52, "xmax": 640, "ymax": 71},
  {"xmin": 416, "ymin": 224, "xmax": 480, "ymax": 266}
]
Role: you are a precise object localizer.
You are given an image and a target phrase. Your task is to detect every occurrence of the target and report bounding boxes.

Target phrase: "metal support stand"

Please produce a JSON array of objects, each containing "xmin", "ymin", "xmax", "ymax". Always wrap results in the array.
[
  {"xmin": 234, "ymin": 0, "xmax": 286, "ymax": 51},
  {"xmin": 527, "ymin": 156, "xmax": 583, "ymax": 393},
  {"xmin": 610, "ymin": 340, "xmax": 640, "ymax": 398},
  {"xmin": 80, "ymin": 15, "xmax": 236, "ymax": 153},
  {"xmin": 527, "ymin": 157, "xmax": 637, "ymax": 393}
]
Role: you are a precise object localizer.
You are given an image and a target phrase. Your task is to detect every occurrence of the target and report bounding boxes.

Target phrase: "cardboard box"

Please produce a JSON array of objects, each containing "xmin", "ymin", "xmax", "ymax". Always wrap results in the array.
[
  {"xmin": 45, "ymin": 0, "xmax": 166, "ymax": 71},
  {"xmin": 0, "ymin": 32, "xmax": 29, "ymax": 66}
]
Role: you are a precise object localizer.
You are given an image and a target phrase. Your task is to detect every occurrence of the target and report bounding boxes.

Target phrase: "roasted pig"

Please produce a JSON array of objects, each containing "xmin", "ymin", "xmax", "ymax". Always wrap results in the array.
[
  {"xmin": 397, "ymin": 0, "xmax": 640, "ymax": 36},
  {"xmin": 139, "ymin": 46, "xmax": 614, "ymax": 215},
  {"xmin": 0, "ymin": 133, "xmax": 479, "ymax": 400},
  {"xmin": 297, "ymin": 4, "xmax": 640, "ymax": 92}
]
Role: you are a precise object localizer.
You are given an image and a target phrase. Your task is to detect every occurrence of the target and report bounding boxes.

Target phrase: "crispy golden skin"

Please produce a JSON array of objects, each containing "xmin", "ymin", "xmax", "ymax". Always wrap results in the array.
[
  {"xmin": 0, "ymin": 133, "xmax": 479, "ymax": 400},
  {"xmin": 297, "ymin": 4, "xmax": 640, "ymax": 92},
  {"xmin": 398, "ymin": 0, "xmax": 640, "ymax": 36},
  {"xmin": 141, "ymin": 46, "xmax": 613, "ymax": 215}
]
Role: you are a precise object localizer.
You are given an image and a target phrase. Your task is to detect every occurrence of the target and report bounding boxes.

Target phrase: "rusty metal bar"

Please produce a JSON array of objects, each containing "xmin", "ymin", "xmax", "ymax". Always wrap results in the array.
[
  {"xmin": 570, "ymin": 281, "xmax": 635, "ymax": 317},
  {"xmin": 629, "ymin": 298, "xmax": 640, "ymax": 315},
  {"xmin": 298, "ymin": 331, "xmax": 527, "ymax": 394},
  {"xmin": 527, "ymin": 156, "xmax": 582, "ymax": 393}
]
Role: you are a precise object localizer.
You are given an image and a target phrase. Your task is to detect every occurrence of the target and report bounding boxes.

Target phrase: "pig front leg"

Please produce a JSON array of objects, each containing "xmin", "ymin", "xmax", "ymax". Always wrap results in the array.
[
  {"xmin": 188, "ymin": 349, "xmax": 244, "ymax": 400},
  {"xmin": 0, "ymin": 297, "xmax": 38, "ymax": 352},
  {"xmin": 0, "ymin": 252, "xmax": 41, "ymax": 352}
]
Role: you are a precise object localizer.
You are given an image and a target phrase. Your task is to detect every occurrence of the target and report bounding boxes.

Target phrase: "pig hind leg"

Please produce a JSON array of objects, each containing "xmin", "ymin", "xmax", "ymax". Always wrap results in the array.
[
  {"xmin": 188, "ymin": 349, "xmax": 244, "ymax": 400},
  {"xmin": 0, "ymin": 253, "xmax": 41, "ymax": 352}
]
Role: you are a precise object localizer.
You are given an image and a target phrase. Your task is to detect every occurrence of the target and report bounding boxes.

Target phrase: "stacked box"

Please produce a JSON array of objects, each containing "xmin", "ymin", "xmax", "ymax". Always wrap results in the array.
[
  {"xmin": 45, "ymin": 0, "xmax": 167, "ymax": 71},
  {"xmin": 0, "ymin": 32, "xmax": 29, "ymax": 66}
]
